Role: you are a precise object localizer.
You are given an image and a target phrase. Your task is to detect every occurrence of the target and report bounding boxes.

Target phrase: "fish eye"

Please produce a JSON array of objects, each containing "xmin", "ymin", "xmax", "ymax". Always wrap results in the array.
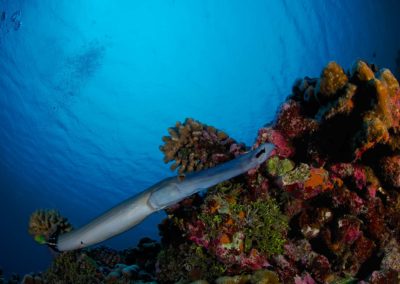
[{"xmin": 255, "ymin": 148, "xmax": 266, "ymax": 158}]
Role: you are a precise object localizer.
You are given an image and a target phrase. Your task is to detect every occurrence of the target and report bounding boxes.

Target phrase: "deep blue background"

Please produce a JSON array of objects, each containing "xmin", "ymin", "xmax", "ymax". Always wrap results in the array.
[{"xmin": 1, "ymin": 0, "xmax": 400, "ymax": 277}]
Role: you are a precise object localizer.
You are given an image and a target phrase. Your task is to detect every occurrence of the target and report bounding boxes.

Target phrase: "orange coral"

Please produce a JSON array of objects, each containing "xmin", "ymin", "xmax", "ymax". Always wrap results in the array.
[
  {"xmin": 352, "ymin": 64, "xmax": 400, "ymax": 157},
  {"xmin": 304, "ymin": 168, "xmax": 333, "ymax": 194},
  {"xmin": 317, "ymin": 61, "xmax": 348, "ymax": 101},
  {"xmin": 219, "ymin": 234, "xmax": 231, "ymax": 245}
]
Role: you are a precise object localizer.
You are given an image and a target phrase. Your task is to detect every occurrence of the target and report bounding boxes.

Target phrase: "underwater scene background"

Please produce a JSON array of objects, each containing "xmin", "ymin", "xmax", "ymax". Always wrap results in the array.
[{"xmin": 1, "ymin": 0, "xmax": 400, "ymax": 282}]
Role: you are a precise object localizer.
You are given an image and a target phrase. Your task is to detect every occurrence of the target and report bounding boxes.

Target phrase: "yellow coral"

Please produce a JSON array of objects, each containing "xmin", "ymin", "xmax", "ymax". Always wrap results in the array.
[
  {"xmin": 351, "ymin": 60, "xmax": 375, "ymax": 82},
  {"xmin": 379, "ymin": 69, "xmax": 399, "ymax": 96},
  {"xmin": 346, "ymin": 61, "xmax": 400, "ymax": 157},
  {"xmin": 321, "ymin": 83, "xmax": 357, "ymax": 120},
  {"xmin": 317, "ymin": 61, "xmax": 348, "ymax": 100},
  {"xmin": 28, "ymin": 209, "xmax": 72, "ymax": 241}
]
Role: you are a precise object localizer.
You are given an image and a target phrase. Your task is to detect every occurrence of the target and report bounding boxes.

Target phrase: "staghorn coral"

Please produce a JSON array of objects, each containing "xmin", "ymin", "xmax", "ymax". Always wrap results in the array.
[
  {"xmin": 160, "ymin": 118, "xmax": 245, "ymax": 174},
  {"xmin": 28, "ymin": 209, "xmax": 72, "ymax": 243}
]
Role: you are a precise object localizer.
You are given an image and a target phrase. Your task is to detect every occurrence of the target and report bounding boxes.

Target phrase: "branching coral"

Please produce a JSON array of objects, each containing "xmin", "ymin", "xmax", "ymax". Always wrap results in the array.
[
  {"xmin": 28, "ymin": 209, "xmax": 72, "ymax": 243},
  {"xmin": 160, "ymin": 118, "xmax": 245, "ymax": 174}
]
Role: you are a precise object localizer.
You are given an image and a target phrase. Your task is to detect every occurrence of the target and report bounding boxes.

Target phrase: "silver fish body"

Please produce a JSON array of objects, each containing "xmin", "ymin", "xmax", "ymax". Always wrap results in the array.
[{"xmin": 56, "ymin": 143, "xmax": 274, "ymax": 251}]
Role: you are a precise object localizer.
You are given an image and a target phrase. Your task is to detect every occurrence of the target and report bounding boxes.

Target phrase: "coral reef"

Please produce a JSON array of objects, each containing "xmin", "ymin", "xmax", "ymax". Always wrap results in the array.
[
  {"xmin": 44, "ymin": 250, "xmax": 102, "ymax": 283},
  {"xmin": 156, "ymin": 61, "xmax": 400, "ymax": 283},
  {"xmin": 28, "ymin": 209, "xmax": 73, "ymax": 243},
  {"xmin": 157, "ymin": 180, "xmax": 288, "ymax": 278},
  {"xmin": 156, "ymin": 242, "xmax": 226, "ymax": 282},
  {"xmin": 213, "ymin": 269, "xmax": 281, "ymax": 284},
  {"xmin": 21, "ymin": 273, "xmax": 44, "ymax": 284},
  {"xmin": 27, "ymin": 61, "xmax": 400, "ymax": 283},
  {"xmin": 16, "ymin": 238, "xmax": 160, "ymax": 284}
]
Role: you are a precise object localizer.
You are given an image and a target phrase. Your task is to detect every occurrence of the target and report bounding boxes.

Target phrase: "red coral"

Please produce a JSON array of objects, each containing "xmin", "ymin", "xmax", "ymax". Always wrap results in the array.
[
  {"xmin": 294, "ymin": 273, "xmax": 316, "ymax": 284},
  {"xmin": 187, "ymin": 220, "xmax": 209, "ymax": 248},
  {"xmin": 380, "ymin": 155, "xmax": 400, "ymax": 188},
  {"xmin": 337, "ymin": 216, "xmax": 362, "ymax": 244},
  {"xmin": 239, "ymin": 249, "xmax": 270, "ymax": 270},
  {"xmin": 275, "ymin": 100, "xmax": 318, "ymax": 139},
  {"xmin": 254, "ymin": 127, "xmax": 294, "ymax": 158}
]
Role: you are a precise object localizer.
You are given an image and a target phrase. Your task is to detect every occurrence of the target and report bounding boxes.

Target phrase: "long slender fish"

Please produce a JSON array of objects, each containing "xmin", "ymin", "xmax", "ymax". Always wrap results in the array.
[{"xmin": 50, "ymin": 143, "xmax": 274, "ymax": 251}]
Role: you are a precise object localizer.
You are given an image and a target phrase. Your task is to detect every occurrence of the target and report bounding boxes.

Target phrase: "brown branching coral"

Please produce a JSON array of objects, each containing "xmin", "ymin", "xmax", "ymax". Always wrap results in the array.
[
  {"xmin": 28, "ymin": 209, "xmax": 72, "ymax": 242},
  {"xmin": 160, "ymin": 118, "xmax": 245, "ymax": 174}
]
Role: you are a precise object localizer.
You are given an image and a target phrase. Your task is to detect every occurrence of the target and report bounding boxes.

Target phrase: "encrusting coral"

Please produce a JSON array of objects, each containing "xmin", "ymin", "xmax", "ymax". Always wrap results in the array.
[
  {"xmin": 25, "ymin": 60, "xmax": 400, "ymax": 283},
  {"xmin": 28, "ymin": 209, "xmax": 73, "ymax": 243}
]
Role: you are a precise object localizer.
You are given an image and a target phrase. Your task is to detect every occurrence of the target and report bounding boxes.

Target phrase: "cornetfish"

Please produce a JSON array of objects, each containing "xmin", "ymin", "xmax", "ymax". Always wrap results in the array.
[{"xmin": 50, "ymin": 143, "xmax": 274, "ymax": 251}]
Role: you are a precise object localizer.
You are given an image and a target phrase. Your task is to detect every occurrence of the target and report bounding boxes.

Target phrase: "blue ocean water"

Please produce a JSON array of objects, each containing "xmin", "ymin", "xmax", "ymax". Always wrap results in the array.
[{"xmin": 0, "ymin": 0, "xmax": 400, "ymax": 277}]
